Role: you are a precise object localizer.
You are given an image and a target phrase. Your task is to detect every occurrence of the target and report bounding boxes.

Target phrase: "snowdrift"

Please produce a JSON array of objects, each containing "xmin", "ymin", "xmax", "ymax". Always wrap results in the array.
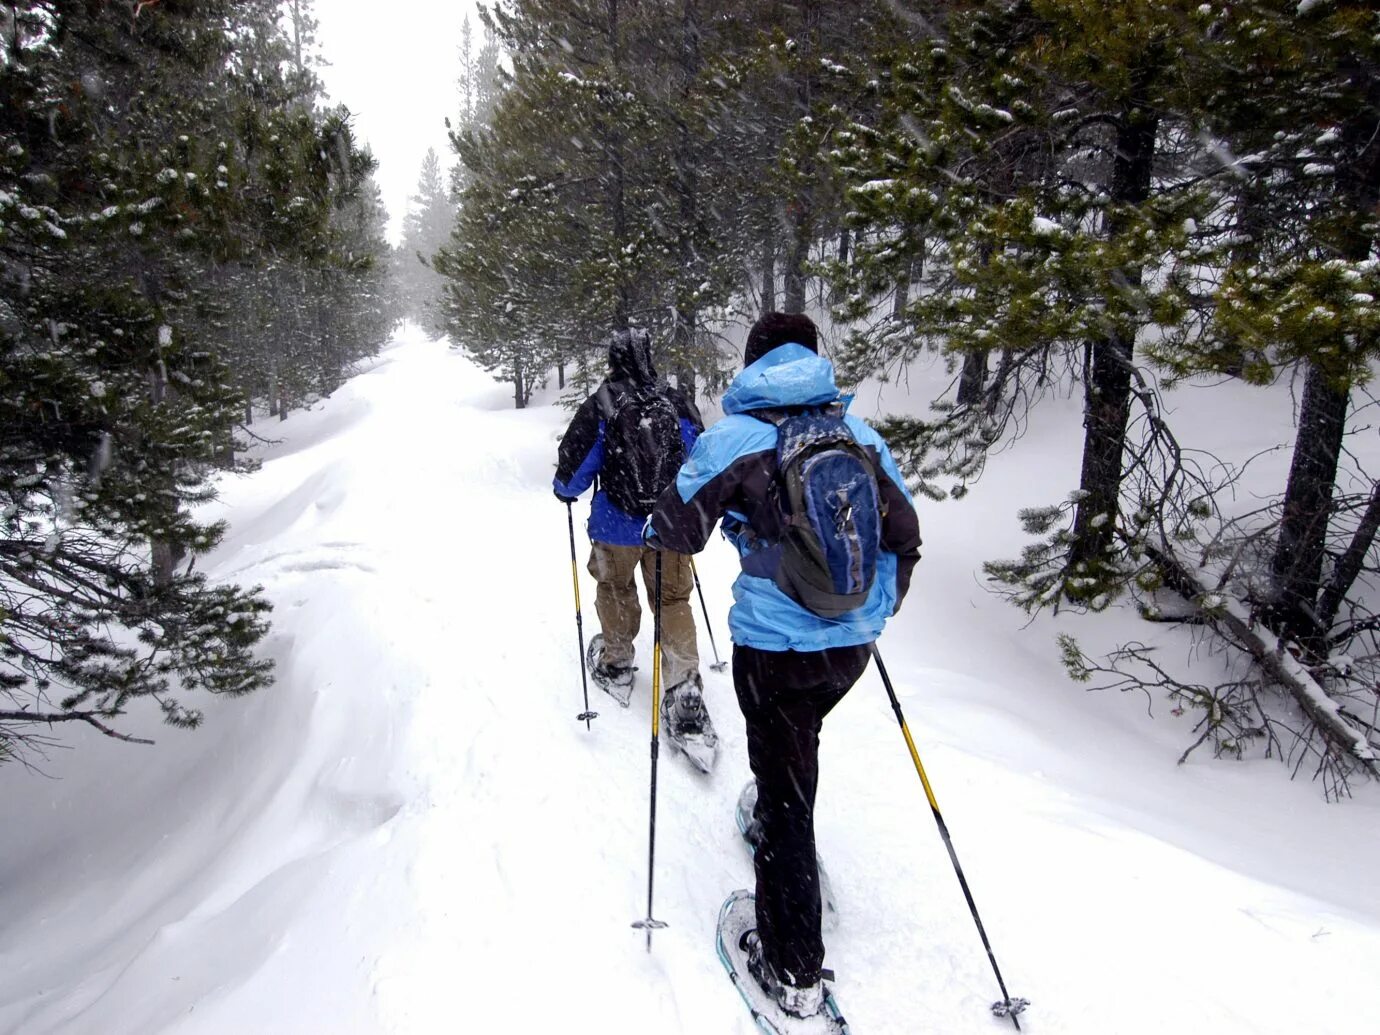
[{"xmin": 2, "ymin": 328, "xmax": 1377, "ymax": 1034}]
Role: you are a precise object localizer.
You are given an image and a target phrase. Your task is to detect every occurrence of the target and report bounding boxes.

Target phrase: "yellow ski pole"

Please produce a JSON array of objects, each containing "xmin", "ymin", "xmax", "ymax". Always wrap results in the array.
[
  {"xmin": 871, "ymin": 644, "xmax": 1028, "ymax": 1029},
  {"xmin": 566, "ymin": 502, "xmax": 598, "ymax": 729},
  {"xmin": 632, "ymin": 550, "xmax": 668, "ymax": 950}
]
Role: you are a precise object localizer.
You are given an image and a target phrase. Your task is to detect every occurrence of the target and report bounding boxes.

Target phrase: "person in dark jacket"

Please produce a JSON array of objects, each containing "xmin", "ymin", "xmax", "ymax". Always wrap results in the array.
[
  {"xmin": 647, "ymin": 312, "xmax": 921, "ymax": 1019},
  {"xmin": 554, "ymin": 328, "xmax": 709, "ymax": 725}
]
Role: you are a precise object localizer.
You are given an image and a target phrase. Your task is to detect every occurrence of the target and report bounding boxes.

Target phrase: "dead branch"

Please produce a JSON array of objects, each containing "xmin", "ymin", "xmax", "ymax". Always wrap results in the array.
[{"xmin": 1142, "ymin": 541, "xmax": 1380, "ymax": 779}]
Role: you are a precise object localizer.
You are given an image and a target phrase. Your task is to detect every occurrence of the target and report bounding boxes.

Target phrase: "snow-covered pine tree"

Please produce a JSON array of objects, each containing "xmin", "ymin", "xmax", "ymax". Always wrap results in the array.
[
  {"xmin": 1, "ymin": 0, "xmax": 391, "ymax": 759},
  {"xmin": 0, "ymin": 0, "xmax": 281, "ymax": 754},
  {"xmin": 438, "ymin": 0, "xmax": 909, "ymax": 407},
  {"xmin": 1153, "ymin": 1, "xmax": 1380, "ymax": 661},
  {"xmin": 834, "ymin": 1, "xmax": 1209, "ymax": 604},
  {"xmin": 398, "ymin": 148, "xmax": 455, "ymax": 336}
]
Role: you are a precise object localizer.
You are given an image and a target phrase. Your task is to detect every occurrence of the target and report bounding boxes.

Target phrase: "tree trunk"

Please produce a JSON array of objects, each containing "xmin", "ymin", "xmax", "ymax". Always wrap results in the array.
[
  {"xmin": 513, "ymin": 353, "xmax": 527, "ymax": 409},
  {"xmin": 1269, "ymin": 361, "xmax": 1348, "ymax": 653},
  {"xmin": 1295, "ymin": 80, "xmax": 1380, "ymax": 645},
  {"xmin": 606, "ymin": 0, "xmax": 630, "ymax": 328},
  {"xmin": 956, "ymin": 242, "xmax": 989, "ymax": 405},
  {"xmin": 782, "ymin": 3, "xmax": 818, "ymax": 317},
  {"xmin": 760, "ymin": 220, "xmax": 776, "ymax": 314},
  {"xmin": 151, "ymin": 539, "xmax": 186, "ymax": 586},
  {"xmin": 986, "ymin": 349, "xmax": 1015, "ymax": 416},
  {"xmin": 1316, "ymin": 479, "xmax": 1380, "ymax": 634},
  {"xmin": 147, "ymin": 363, "xmax": 186, "ymax": 584},
  {"xmin": 1222, "ymin": 180, "xmax": 1266, "ymax": 378},
  {"xmin": 891, "ymin": 251, "xmax": 913, "ymax": 320},
  {"xmin": 676, "ymin": 364, "xmax": 696, "ymax": 398},
  {"xmin": 1069, "ymin": 100, "xmax": 1158, "ymax": 574},
  {"xmin": 671, "ymin": 0, "xmax": 701, "ymax": 394},
  {"xmin": 673, "ymin": 298, "xmax": 697, "ymax": 389},
  {"xmin": 215, "ymin": 428, "xmax": 235, "ymax": 468},
  {"xmin": 956, "ymin": 350, "xmax": 988, "ymax": 406},
  {"xmin": 1070, "ymin": 327, "xmax": 1136, "ymax": 572},
  {"xmin": 783, "ymin": 197, "xmax": 811, "ymax": 315}
]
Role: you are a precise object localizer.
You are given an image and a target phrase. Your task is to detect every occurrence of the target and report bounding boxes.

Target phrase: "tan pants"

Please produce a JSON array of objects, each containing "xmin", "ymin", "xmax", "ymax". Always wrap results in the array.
[{"xmin": 588, "ymin": 542, "xmax": 699, "ymax": 688}]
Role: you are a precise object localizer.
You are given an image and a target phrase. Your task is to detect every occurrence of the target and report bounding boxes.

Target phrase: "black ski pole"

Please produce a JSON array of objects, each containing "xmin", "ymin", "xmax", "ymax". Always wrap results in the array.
[
  {"xmin": 689, "ymin": 557, "xmax": 727, "ymax": 672},
  {"xmin": 871, "ymin": 644, "xmax": 1028, "ymax": 1029},
  {"xmin": 631, "ymin": 549, "xmax": 668, "ymax": 950},
  {"xmin": 566, "ymin": 502, "xmax": 598, "ymax": 729}
]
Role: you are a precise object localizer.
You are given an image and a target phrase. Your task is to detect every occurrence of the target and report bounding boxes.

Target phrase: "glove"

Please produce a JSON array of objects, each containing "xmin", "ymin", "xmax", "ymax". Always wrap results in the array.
[
  {"xmin": 554, "ymin": 489, "xmax": 579, "ymax": 504},
  {"xmin": 643, "ymin": 518, "xmax": 664, "ymax": 551}
]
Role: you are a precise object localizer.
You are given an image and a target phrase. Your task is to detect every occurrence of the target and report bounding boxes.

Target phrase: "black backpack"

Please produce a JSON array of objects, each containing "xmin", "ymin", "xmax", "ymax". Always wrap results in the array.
[
  {"xmin": 599, "ymin": 385, "xmax": 685, "ymax": 516},
  {"xmin": 764, "ymin": 404, "xmax": 884, "ymax": 618}
]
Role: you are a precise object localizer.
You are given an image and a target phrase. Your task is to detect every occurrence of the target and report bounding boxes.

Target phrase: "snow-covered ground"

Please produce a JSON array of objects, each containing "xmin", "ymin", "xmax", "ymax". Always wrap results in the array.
[{"xmin": 2, "ymin": 327, "xmax": 1378, "ymax": 1034}]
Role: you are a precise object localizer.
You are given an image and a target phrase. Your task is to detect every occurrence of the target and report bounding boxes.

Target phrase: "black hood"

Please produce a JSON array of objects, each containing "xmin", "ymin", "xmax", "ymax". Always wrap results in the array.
[{"xmin": 607, "ymin": 328, "xmax": 657, "ymax": 388}]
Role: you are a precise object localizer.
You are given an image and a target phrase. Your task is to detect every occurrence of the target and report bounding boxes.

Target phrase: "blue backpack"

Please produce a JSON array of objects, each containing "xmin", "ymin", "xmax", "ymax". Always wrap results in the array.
[{"xmin": 764, "ymin": 404, "xmax": 884, "ymax": 618}]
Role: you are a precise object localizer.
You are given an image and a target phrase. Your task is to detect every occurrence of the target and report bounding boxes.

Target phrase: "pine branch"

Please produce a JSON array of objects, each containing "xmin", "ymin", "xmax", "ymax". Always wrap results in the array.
[{"xmin": 0, "ymin": 710, "xmax": 155, "ymax": 745}]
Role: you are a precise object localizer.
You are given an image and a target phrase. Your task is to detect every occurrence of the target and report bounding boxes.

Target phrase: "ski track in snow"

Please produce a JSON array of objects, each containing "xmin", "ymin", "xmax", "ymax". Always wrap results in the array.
[{"xmin": 2, "ymin": 328, "xmax": 1378, "ymax": 1034}]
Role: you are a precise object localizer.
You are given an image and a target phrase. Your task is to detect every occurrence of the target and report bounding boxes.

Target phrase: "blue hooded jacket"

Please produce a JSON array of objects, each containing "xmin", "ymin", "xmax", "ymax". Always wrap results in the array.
[{"xmin": 648, "ymin": 344, "xmax": 921, "ymax": 651}]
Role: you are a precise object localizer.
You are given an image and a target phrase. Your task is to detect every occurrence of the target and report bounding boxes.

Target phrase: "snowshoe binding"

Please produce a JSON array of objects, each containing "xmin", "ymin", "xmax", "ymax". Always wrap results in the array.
[
  {"xmin": 586, "ymin": 633, "xmax": 634, "ymax": 707},
  {"xmin": 660, "ymin": 672, "xmax": 719, "ymax": 773},
  {"xmin": 715, "ymin": 889, "xmax": 850, "ymax": 1034},
  {"xmin": 736, "ymin": 781, "xmax": 840, "ymax": 931}
]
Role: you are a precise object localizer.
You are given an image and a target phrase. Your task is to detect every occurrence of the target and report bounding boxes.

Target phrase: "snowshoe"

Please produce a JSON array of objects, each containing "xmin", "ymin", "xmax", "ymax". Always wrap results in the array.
[
  {"xmin": 736, "ymin": 781, "xmax": 840, "ymax": 931},
  {"xmin": 660, "ymin": 672, "xmax": 719, "ymax": 773},
  {"xmin": 716, "ymin": 890, "xmax": 850, "ymax": 1034},
  {"xmin": 586, "ymin": 633, "xmax": 633, "ymax": 707}
]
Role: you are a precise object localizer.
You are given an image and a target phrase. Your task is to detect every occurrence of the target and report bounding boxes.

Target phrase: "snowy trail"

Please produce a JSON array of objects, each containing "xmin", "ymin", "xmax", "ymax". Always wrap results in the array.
[{"xmin": 3, "ymin": 329, "xmax": 1379, "ymax": 1034}]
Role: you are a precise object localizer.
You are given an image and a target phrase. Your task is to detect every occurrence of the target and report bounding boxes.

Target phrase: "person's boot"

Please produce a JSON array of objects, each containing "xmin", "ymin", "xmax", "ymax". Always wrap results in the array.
[
  {"xmin": 585, "ymin": 633, "xmax": 633, "ymax": 706},
  {"xmin": 738, "ymin": 929, "xmax": 824, "ymax": 1019},
  {"xmin": 661, "ymin": 671, "xmax": 708, "ymax": 735},
  {"xmin": 659, "ymin": 671, "xmax": 719, "ymax": 772}
]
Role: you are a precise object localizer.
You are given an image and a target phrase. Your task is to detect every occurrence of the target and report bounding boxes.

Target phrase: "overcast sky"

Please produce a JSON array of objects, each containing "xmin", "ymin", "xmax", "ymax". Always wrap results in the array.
[{"xmin": 313, "ymin": 2, "xmax": 478, "ymax": 246}]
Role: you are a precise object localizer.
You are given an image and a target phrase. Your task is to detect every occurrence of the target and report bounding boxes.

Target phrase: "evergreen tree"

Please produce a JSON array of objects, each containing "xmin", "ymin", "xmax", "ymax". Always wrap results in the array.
[
  {"xmin": 0, "ymin": 0, "xmax": 393, "ymax": 757},
  {"xmin": 398, "ymin": 148, "xmax": 455, "ymax": 335},
  {"xmin": 832, "ymin": 1, "xmax": 1208, "ymax": 602},
  {"xmin": 1159, "ymin": 1, "xmax": 1380, "ymax": 661},
  {"xmin": 0, "ymin": 0, "xmax": 282, "ymax": 752},
  {"xmin": 437, "ymin": 1, "xmax": 906, "ymax": 406}
]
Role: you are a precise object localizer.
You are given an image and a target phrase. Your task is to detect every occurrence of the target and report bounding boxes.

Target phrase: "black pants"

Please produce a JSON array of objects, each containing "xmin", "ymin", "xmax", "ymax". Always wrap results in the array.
[{"xmin": 733, "ymin": 641, "xmax": 872, "ymax": 987}]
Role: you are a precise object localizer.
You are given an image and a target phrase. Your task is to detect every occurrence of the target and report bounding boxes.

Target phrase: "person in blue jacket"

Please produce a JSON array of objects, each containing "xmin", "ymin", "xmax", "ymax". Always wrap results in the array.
[
  {"xmin": 647, "ymin": 312, "xmax": 921, "ymax": 1019},
  {"xmin": 553, "ymin": 328, "xmax": 709, "ymax": 727}
]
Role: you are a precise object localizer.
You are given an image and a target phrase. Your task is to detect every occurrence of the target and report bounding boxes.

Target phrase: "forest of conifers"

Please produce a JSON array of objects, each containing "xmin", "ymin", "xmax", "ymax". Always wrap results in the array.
[{"xmin": 428, "ymin": 1, "xmax": 1380, "ymax": 792}]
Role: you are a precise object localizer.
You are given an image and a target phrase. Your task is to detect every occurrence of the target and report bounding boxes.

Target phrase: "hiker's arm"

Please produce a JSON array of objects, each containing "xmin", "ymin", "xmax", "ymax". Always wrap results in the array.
[
  {"xmin": 669, "ymin": 386, "xmax": 705, "ymax": 434},
  {"xmin": 554, "ymin": 395, "xmax": 604, "ymax": 499},
  {"xmin": 878, "ymin": 465, "xmax": 922, "ymax": 607},
  {"xmin": 647, "ymin": 428, "xmax": 749, "ymax": 555}
]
